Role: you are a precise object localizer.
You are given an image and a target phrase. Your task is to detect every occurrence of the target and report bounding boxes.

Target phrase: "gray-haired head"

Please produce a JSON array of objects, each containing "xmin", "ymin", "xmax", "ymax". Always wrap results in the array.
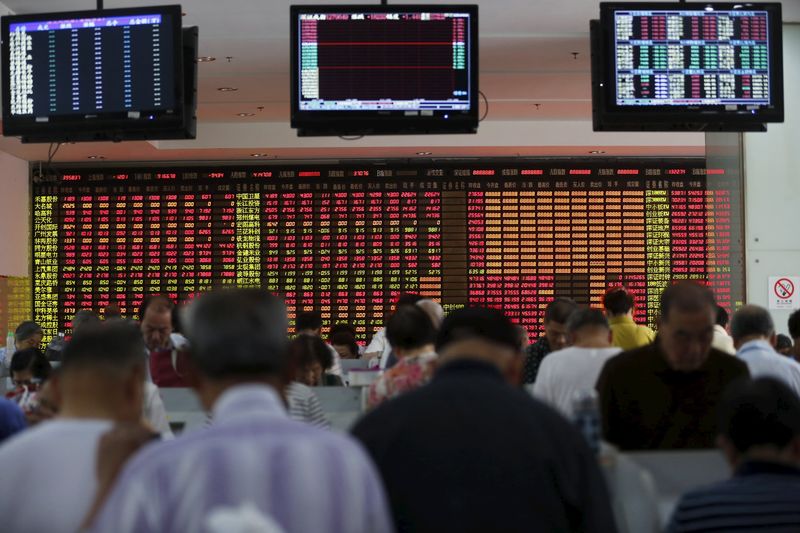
[
  {"xmin": 72, "ymin": 309, "xmax": 100, "ymax": 335},
  {"xmin": 15, "ymin": 321, "xmax": 42, "ymax": 342},
  {"xmin": 566, "ymin": 308, "xmax": 610, "ymax": 334},
  {"xmin": 731, "ymin": 305, "xmax": 775, "ymax": 343},
  {"xmin": 416, "ymin": 299, "xmax": 445, "ymax": 328},
  {"xmin": 61, "ymin": 320, "xmax": 146, "ymax": 376},
  {"xmin": 181, "ymin": 289, "xmax": 289, "ymax": 378}
]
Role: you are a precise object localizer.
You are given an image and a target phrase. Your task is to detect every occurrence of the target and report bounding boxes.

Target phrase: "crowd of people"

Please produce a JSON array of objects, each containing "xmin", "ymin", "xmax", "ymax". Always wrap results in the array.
[{"xmin": 0, "ymin": 281, "xmax": 798, "ymax": 532}]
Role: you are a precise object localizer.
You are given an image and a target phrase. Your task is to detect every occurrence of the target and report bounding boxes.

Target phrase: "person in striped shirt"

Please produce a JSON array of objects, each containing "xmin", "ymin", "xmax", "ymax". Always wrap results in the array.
[
  {"xmin": 284, "ymin": 335, "xmax": 331, "ymax": 428},
  {"xmin": 84, "ymin": 289, "xmax": 392, "ymax": 533},
  {"xmin": 668, "ymin": 377, "xmax": 800, "ymax": 532}
]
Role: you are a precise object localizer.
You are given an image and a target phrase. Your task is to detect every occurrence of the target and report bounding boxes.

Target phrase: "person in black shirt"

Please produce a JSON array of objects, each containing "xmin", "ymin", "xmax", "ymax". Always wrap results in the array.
[
  {"xmin": 352, "ymin": 307, "xmax": 618, "ymax": 533},
  {"xmin": 597, "ymin": 281, "xmax": 749, "ymax": 450},
  {"xmin": 522, "ymin": 297, "xmax": 577, "ymax": 384}
]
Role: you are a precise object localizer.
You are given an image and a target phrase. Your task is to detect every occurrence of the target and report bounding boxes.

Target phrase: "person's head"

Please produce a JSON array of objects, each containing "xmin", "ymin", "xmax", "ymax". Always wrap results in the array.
[
  {"xmin": 566, "ymin": 308, "xmax": 612, "ymax": 348},
  {"xmin": 776, "ymin": 334, "xmax": 793, "ymax": 356},
  {"xmin": 385, "ymin": 305, "xmax": 437, "ymax": 358},
  {"xmin": 788, "ymin": 309, "xmax": 800, "ymax": 339},
  {"xmin": 181, "ymin": 289, "xmax": 289, "ymax": 409},
  {"xmin": 56, "ymin": 321, "xmax": 147, "ymax": 423},
  {"xmin": 295, "ymin": 310, "xmax": 323, "ymax": 336},
  {"xmin": 657, "ymin": 281, "xmax": 717, "ymax": 372},
  {"xmin": 330, "ymin": 323, "xmax": 357, "ymax": 339},
  {"xmin": 603, "ymin": 289, "xmax": 635, "ymax": 318},
  {"xmin": 416, "ymin": 299, "xmax": 445, "ymax": 329},
  {"xmin": 543, "ymin": 298, "xmax": 578, "ymax": 351},
  {"xmin": 287, "ymin": 334, "xmax": 333, "ymax": 386},
  {"xmin": 330, "ymin": 331, "xmax": 359, "ymax": 360},
  {"xmin": 72, "ymin": 309, "xmax": 100, "ymax": 335},
  {"xmin": 436, "ymin": 307, "xmax": 524, "ymax": 385},
  {"xmin": 10, "ymin": 348, "xmax": 51, "ymax": 389},
  {"xmin": 14, "ymin": 321, "xmax": 43, "ymax": 351},
  {"xmin": 103, "ymin": 303, "xmax": 122, "ymax": 320},
  {"xmin": 717, "ymin": 377, "xmax": 800, "ymax": 469},
  {"xmin": 730, "ymin": 305, "xmax": 776, "ymax": 349},
  {"xmin": 395, "ymin": 293, "xmax": 423, "ymax": 311},
  {"xmin": 715, "ymin": 304, "xmax": 730, "ymax": 329},
  {"xmin": 139, "ymin": 295, "xmax": 175, "ymax": 351}
]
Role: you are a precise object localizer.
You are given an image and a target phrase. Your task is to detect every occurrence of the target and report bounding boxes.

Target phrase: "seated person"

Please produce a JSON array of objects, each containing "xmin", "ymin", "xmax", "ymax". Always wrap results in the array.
[
  {"xmin": 1, "ymin": 321, "xmax": 44, "ymax": 374},
  {"xmin": 668, "ymin": 377, "xmax": 800, "ymax": 532},
  {"xmin": 367, "ymin": 305, "xmax": 438, "ymax": 409},
  {"xmin": 603, "ymin": 288, "xmax": 655, "ymax": 350},
  {"xmin": 597, "ymin": 282, "xmax": 749, "ymax": 450},
  {"xmin": 139, "ymin": 295, "xmax": 190, "ymax": 387},
  {"xmin": 283, "ymin": 336, "xmax": 331, "ymax": 429},
  {"xmin": 6, "ymin": 347, "xmax": 52, "ymax": 413},
  {"xmin": 291, "ymin": 334, "xmax": 343, "ymax": 387},
  {"xmin": 330, "ymin": 331, "xmax": 359, "ymax": 360}
]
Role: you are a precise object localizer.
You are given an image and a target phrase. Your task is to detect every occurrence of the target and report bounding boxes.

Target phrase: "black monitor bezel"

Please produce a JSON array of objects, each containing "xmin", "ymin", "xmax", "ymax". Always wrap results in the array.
[
  {"xmin": 596, "ymin": 2, "xmax": 784, "ymax": 127},
  {"xmin": 1, "ymin": 4, "xmax": 185, "ymax": 141},
  {"xmin": 289, "ymin": 4, "xmax": 479, "ymax": 136}
]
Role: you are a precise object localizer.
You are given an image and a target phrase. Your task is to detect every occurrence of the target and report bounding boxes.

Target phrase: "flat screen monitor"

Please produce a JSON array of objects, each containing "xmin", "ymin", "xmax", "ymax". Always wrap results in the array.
[
  {"xmin": 1, "ymin": 5, "xmax": 190, "ymax": 142},
  {"xmin": 290, "ymin": 5, "xmax": 479, "ymax": 136},
  {"xmin": 592, "ymin": 2, "xmax": 783, "ymax": 131}
]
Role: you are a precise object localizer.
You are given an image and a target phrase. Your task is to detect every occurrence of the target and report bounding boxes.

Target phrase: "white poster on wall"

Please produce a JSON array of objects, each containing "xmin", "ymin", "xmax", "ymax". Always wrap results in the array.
[{"xmin": 768, "ymin": 276, "xmax": 800, "ymax": 310}]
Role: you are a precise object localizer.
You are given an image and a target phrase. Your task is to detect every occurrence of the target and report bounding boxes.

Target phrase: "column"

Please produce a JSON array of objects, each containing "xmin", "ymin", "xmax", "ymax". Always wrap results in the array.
[
  {"xmin": 670, "ymin": 188, "xmax": 690, "ymax": 281},
  {"xmin": 588, "ymin": 187, "xmax": 606, "ymax": 307},
  {"xmin": 351, "ymin": 189, "xmax": 367, "ymax": 337},
  {"xmin": 95, "ymin": 195, "xmax": 112, "ymax": 312},
  {"xmin": 366, "ymin": 189, "xmax": 385, "ymax": 335},
  {"xmin": 483, "ymin": 189, "xmax": 503, "ymax": 309},
  {"xmin": 298, "ymin": 192, "xmax": 316, "ymax": 310},
  {"xmin": 262, "ymin": 191, "xmax": 280, "ymax": 292},
  {"xmin": 519, "ymin": 188, "xmax": 538, "ymax": 336},
  {"xmin": 645, "ymin": 190, "xmax": 671, "ymax": 328},
  {"xmin": 163, "ymin": 194, "xmax": 180, "ymax": 300},
  {"xmin": 281, "ymin": 192, "xmax": 299, "ymax": 322},
  {"xmin": 315, "ymin": 189, "xmax": 333, "ymax": 330},
  {"xmin": 621, "ymin": 188, "xmax": 647, "ymax": 322},
  {"xmin": 501, "ymin": 185, "xmax": 521, "ymax": 321},
  {"xmin": 196, "ymin": 193, "xmax": 214, "ymax": 294},
  {"xmin": 111, "ymin": 193, "xmax": 130, "ymax": 315},
  {"xmin": 178, "ymin": 192, "xmax": 198, "ymax": 299},
  {"xmin": 77, "ymin": 194, "xmax": 96, "ymax": 310},
  {"xmin": 129, "ymin": 193, "xmax": 145, "ymax": 311},
  {"xmin": 466, "ymin": 188, "xmax": 486, "ymax": 306},
  {"xmin": 419, "ymin": 189, "xmax": 442, "ymax": 301}
]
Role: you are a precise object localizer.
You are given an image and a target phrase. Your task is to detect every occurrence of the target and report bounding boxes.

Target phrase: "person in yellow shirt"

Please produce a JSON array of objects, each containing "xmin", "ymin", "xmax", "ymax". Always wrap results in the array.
[{"xmin": 603, "ymin": 288, "xmax": 655, "ymax": 350}]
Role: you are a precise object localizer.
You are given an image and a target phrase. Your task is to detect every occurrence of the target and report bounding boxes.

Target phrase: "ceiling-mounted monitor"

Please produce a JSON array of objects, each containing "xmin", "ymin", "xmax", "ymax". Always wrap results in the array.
[
  {"xmin": 1, "ymin": 4, "xmax": 194, "ymax": 143},
  {"xmin": 290, "ymin": 5, "xmax": 479, "ymax": 136},
  {"xmin": 592, "ymin": 2, "xmax": 784, "ymax": 131}
]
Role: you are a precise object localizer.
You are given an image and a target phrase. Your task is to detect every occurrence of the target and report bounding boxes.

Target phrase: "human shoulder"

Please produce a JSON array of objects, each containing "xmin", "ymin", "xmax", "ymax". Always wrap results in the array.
[{"xmin": 707, "ymin": 348, "xmax": 749, "ymax": 373}]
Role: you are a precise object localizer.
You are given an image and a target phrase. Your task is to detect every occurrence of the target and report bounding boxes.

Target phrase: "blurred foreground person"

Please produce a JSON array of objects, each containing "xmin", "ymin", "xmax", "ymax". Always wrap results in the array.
[
  {"xmin": 0, "ymin": 321, "xmax": 147, "ymax": 533},
  {"xmin": 668, "ymin": 378, "xmax": 800, "ymax": 532},
  {"xmin": 85, "ymin": 289, "xmax": 391, "ymax": 533},
  {"xmin": 597, "ymin": 282, "xmax": 749, "ymax": 450},
  {"xmin": 776, "ymin": 334, "xmax": 794, "ymax": 356},
  {"xmin": 353, "ymin": 307, "xmax": 617, "ymax": 533}
]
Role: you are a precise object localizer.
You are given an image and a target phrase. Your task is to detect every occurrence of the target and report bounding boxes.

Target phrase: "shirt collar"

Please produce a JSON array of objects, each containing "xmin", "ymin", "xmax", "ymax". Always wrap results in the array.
[
  {"xmin": 736, "ymin": 460, "xmax": 800, "ymax": 478},
  {"xmin": 738, "ymin": 339, "xmax": 774, "ymax": 354},
  {"xmin": 212, "ymin": 384, "xmax": 288, "ymax": 424},
  {"xmin": 608, "ymin": 315, "xmax": 635, "ymax": 326}
]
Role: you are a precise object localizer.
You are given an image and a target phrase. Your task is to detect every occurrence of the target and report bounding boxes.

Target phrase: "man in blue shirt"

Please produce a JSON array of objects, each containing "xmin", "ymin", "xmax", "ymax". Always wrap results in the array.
[
  {"xmin": 668, "ymin": 377, "xmax": 800, "ymax": 532},
  {"xmin": 0, "ymin": 397, "xmax": 25, "ymax": 442}
]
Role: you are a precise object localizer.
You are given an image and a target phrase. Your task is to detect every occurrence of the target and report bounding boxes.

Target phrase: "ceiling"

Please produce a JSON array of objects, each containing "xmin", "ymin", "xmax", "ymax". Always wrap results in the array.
[{"xmin": 0, "ymin": 0, "xmax": 797, "ymax": 163}]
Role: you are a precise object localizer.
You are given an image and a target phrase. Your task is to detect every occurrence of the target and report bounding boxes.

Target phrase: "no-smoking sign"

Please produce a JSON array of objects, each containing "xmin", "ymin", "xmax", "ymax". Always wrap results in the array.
[{"xmin": 769, "ymin": 276, "xmax": 800, "ymax": 310}]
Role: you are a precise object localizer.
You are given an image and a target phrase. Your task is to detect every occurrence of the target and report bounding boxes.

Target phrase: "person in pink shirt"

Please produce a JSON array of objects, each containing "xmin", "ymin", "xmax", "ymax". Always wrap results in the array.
[{"xmin": 367, "ymin": 305, "xmax": 438, "ymax": 409}]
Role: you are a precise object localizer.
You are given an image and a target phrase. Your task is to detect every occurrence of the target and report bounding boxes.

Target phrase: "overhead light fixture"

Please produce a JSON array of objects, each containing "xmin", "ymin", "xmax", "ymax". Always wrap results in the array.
[
  {"xmin": 217, "ymin": 87, "xmax": 238, "ymax": 92},
  {"xmin": 250, "ymin": 153, "xmax": 269, "ymax": 157},
  {"xmin": 589, "ymin": 150, "xmax": 606, "ymax": 154},
  {"xmin": 237, "ymin": 112, "xmax": 256, "ymax": 117},
  {"xmin": 87, "ymin": 155, "xmax": 105, "ymax": 160},
  {"xmin": 416, "ymin": 151, "xmax": 432, "ymax": 156},
  {"xmin": 197, "ymin": 56, "xmax": 216, "ymax": 62},
  {"xmin": 705, "ymin": 6, "xmax": 714, "ymax": 11}
]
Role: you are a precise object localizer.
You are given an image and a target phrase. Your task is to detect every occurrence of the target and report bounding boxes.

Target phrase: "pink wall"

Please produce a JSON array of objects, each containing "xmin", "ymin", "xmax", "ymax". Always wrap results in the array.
[{"xmin": 0, "ymin": 151, "xmax": 29, "ymax": 276}]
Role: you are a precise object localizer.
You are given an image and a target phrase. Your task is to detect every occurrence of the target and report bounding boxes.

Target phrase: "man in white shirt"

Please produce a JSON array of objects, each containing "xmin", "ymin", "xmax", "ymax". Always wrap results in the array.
[
  {"xmin": 0, "ymin": 321, "xmax": 148, "ymax": 533},
  {"xmin": 533, "ymin": 308, "xmax": 621, "ymax": 419},
  {"xmin": 712, "ymin": 304, "xmax": 736, "ymax": 355},
  {"xmin": 84, "ymin": 289, "xmax": 392, "ymax": 533},
  {"xmin": 731, "ymin": 305, "xmax": 800, "ymax": 396}
]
